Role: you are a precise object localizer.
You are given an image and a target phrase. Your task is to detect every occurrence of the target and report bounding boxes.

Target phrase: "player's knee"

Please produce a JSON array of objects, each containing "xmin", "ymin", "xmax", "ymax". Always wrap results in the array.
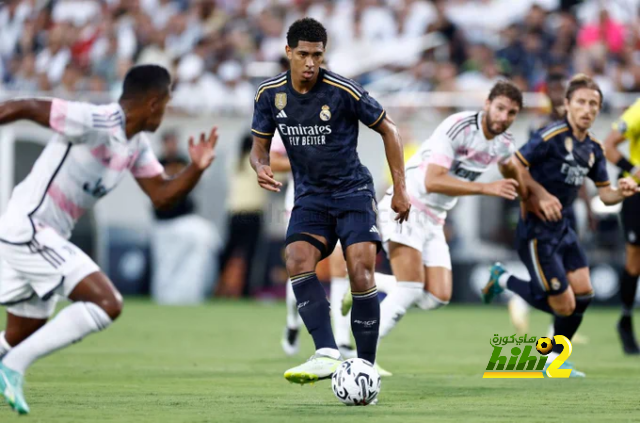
[
  {"xmin": 625, "ymin": 260, "xmax": 640, "ymax": 276},
  {"xmin": 434, "ymin": 291, "xmax": 451, "ymax": 304},
  {"xmin": 574, "ymin": 291, "xmax": 594, "ymax": 315},
  {"xmin": 349, "ymin": 266, "xmax": 375, "ymax": 292},
  {"xmin": 551, "ymin": 301, "xmax": 575, "ymax": 317},
  {"xmin": 285, "ymin": 249, "xmax": 316, "ymax": 275},
  {"xmin": 428, "ymin": 286, "xmax": 451, "ymax": 303},
  {"xmin": 625, "ymin": 246, "xmax": 640, "ymax": 275},
  {"xmin": 92, "ymin": 291, "xmax": 124, "ymax": 320},
  {"xmin": 418, "ymin": 291, "xmax": 449, "ymax": 310}
]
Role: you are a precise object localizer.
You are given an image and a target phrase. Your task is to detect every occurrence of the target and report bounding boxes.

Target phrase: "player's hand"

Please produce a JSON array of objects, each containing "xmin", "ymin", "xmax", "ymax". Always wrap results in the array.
[
  {"xmin": 256, "ymin": 165, "xmax": 282, "ymax": 192},
  {"xmin": 526, "ymin": 192, "xmax": 563, "ymax": 222},
  {"xmin": 482, "ymin": 179, "xmax": 519, "ymax": 200},
  {"xmin": 188, "ymin": 127, "xmax": 218, "ymax": 171},
  {"xmin": 391, "ymin": 188, "xmax": 411, "ymax": 223},
  {"xmin": 587, "ymin": 210, "xmax": 598, "ymax": 232},
  {"xmin": 618, "ymin": 177, "xmax": 640, "ymax": 197}
]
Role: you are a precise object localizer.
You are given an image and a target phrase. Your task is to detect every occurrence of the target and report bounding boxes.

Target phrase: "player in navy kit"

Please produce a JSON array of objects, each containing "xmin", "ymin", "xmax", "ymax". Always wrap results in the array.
[
  {"xmin": 482, "ymin": 75, "xmax": 639, "ymax": 376},
  {"xmin": 250, "ymin": 18, "xmax": 410, "ymax": 384}
]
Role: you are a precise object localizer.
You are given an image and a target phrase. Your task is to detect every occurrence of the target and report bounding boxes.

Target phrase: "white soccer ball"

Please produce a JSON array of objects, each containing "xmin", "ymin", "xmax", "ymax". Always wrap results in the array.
[{"xmin": 331, "ymin": 358, "xmax": 381, "ymax": 406}]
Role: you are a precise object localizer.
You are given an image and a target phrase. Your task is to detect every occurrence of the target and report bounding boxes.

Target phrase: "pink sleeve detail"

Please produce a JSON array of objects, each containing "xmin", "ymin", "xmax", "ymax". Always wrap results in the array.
[
  {"xmin": 498, "ymin": 154, "xmax": 513, "ymax": 165},
  {"xmin": 428, "ymin": 153, "xmax": 453, "ymax": 169},
  {"xmin": 132, "ymin": 161, "xmax": 164, "ymax": 178},
  {"xmin": 49, "ymin": 99, "xmax": 68, "ymax": 133}
]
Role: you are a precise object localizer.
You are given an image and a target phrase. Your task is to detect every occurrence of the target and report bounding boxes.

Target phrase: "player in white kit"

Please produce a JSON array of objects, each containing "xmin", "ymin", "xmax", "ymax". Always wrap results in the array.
[
  {"xmin": 0, "ymin": 65, "xmax": 218, "ymax": 415},
  {"xmin": 375, "ymin": 81, "xmax": 557, "ymax": 360}
]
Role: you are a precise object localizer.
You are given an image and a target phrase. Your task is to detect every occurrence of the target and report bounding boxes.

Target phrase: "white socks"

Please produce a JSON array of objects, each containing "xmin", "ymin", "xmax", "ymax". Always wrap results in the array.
[
  {"xmin": 374, "ymin": 272, "xmax": 397, "ymax": 294},
  {"xmin": 416, "ymin": 291, "xmax": 449, "ymax": 310},
  {"xmin": 285, "ymin": 278, "xmax": 303, "ymax": 329},
  {"xmin": 330, "ymin": 277, "xmax": 351, "ymax": 347},
  {"xmin": 2, "ymin": 302, "xmax": 112, "ymax": 374},
  {"xmin": 0, "ymin": 331, "xmax": 11, "ymax": 358},
  {"xmin": 379, "ymin": 281, "xmax": 423, "ymax": 338},
  {"xmin": 498, "ymin": 272, "xmax": 511, "ymax": 289}
]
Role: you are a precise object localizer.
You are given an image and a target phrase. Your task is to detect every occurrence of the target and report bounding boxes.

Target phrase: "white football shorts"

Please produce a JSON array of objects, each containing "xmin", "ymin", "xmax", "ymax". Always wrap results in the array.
[
  {"xmin": 377, "ymin": 194, "xmax": 451, "ymax": 270},
  {"xmin": 0, "ymin": 225, "xmax": 99, "ymax": 319}
]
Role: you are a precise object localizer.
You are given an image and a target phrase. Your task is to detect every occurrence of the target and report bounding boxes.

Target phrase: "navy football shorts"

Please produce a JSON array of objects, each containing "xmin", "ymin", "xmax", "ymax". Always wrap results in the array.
[
  {"xmin": 516, "ymin": 226, "xmax": 588, "ymax": 298},
  {"xmin": 285, "ymin": 193, "xmax": 381, "ymax": 259}
]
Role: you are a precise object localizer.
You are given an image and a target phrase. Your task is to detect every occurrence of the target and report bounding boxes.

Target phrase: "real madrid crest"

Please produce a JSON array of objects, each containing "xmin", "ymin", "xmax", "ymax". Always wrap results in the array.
[
  {"xmin": 588, "ymin": 152, "xmax": 595, "ymax": 167},
  {"xmin": 564, "ymin": 137, "xmax": 573, "ymax": 153},
  {"xmin": 320, "ymin": 105, "xmax": 331, "ymax": 121},
  {"xmin": 550, "ymin": 278, "xmax": 561, "ymax": 291},
  {"xmin": 275, "ymin": 93, "xmax": 287, "ymax": 110}
]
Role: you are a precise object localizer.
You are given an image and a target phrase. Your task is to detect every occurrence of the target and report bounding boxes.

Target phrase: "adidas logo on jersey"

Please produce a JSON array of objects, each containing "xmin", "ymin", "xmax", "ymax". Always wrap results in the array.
[
  {"xmin": 276, "ymin": 110, "xmax": 288, "ymax": 119},
  {"xmin": 564, "ymin": 152, "xmax": 574, "ymax": 162},
  {"xmin": 370, "ymin": 225, "xmax": 379, "ymax": 234}
]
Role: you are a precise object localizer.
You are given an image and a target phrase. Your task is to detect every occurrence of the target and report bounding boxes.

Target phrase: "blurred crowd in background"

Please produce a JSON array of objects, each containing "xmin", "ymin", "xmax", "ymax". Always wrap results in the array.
[
  {"xmin": 1, "ymin": 0, "xmax": 640, "ymax": 114},
  {"xmin": 1, "ymin": 0, "xmax": 639, "ymax": 301}
]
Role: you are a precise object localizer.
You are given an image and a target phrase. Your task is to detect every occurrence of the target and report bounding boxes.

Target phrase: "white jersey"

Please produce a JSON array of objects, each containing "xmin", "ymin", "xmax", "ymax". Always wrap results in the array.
[
  {"xmin": 0, "ymin": 99, "xmax": 164, "ymax": 243},
  {"xmin": 270, "ymin": 131, "xmax": 294, "ymax": 213},
  {"xmin": 401, "ymin": 111, "xmax": 515, "ymax": 223}
]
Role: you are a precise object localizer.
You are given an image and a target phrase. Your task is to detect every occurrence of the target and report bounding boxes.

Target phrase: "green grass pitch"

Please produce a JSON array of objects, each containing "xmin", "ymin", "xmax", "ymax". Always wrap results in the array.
[{"xmin": 1, "ymin": 299, "xmax": 639, "ymax": 422}]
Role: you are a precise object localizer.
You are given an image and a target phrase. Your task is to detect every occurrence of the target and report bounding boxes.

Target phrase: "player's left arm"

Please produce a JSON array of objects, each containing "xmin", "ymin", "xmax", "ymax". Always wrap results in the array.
[
  {"xmin": 514, "ymin": 133, "xmax": 564, "ymax": 221},
  {"xmin": 597, "ymin": 179, "xmax": 639, "ymax": 205},
  {"xmin": 373, "ymin": 115, "xmax": 410, "ymax": 219},
  {"xmin": 358, "ymin": 90, "xmax": 410, "ymax": 221},
  {"xmin": 135, "ymin": 128, "xmax": 218, "ymax": 210},
  {"xmin": 590, "ymin": 143, "xmax": 639, "ymax": 205}
]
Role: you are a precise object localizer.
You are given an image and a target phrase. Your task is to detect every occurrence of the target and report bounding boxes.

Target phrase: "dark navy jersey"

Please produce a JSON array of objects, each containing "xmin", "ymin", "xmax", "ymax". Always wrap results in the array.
[
  {"xmin": 251, "ymin": 68, "xmax": 386, "ymax": 199},
  {"xmin": 516, "ymin": 119, "xmax": 610, "ymax": 232}
]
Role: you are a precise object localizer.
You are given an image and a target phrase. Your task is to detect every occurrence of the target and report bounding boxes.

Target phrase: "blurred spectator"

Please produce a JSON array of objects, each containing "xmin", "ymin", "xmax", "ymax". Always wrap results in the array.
[
  {"xmin": 0, "ymin": 0, "xmax": 32, "ymax": 62},
  {"xmin": 217, "ymin": 133, "xmax": 268, "ymax": 298},
  {"xmin": 0, "ymin": 0, "xmax": 639, "ymax": 111},
  {"xmin": 578, "ymin": 9, "xmax": 626, "ymax": 56},
  {"xmin": 427, "ymin": 0, "xmax": 467, "ymax": 68},
  {"xmin": 35, "ymin": 24, "xmax": 71, "ymax": 85},
  {"xmin": 151, "ymin": 131, "xmax": 220, "ymax": 305},
  {"xmin": 217, "ymin": 60, "xmax": 254, "ymax": 114}
]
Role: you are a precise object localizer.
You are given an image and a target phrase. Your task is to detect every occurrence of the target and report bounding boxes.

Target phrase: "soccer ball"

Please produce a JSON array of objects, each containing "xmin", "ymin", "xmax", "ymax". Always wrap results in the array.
[
  {"xmin": 536, "ymin": 337, "xmax": 554, "ymax": 355},
  {"xmin": 331, "ymin": 358, "xmax": 381, "ymax": 406}
]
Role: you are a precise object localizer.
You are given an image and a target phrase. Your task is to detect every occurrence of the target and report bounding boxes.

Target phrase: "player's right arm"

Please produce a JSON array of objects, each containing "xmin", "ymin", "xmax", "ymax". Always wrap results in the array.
[
  {"xmin": 269, "ymin": 132, "xmax": 291, "ymax": 173},
  {"xmin": 423, "ymin": 117, "xmax": 518, "ymax": 200},
  {"xmin": 249, "ymin": 88, "xmax": 282, "ymax": 192},
  {"xmin": 425, "ymin": 164, "xmax": 518, "ymax": 199},
  {"xmin": 0, "ymin": 99, "xmax": 52, "ymax": 128},
  {"xmin": 250, "ymin": 136, "xmax": 282, "ymax": 192},
  {"xmin": 0, "ymin": 98, "xmax": 115, "ymax": 142},
  {"xmin": 604, "ymin": 101, "xmax": 640, "ymax": 180},
  {"xmin": 514, "ymin": 131, "xmax": 563, "ymax": 221}
]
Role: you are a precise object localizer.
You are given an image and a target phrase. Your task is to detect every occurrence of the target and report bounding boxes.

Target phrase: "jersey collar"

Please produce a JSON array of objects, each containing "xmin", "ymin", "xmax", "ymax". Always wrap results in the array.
[
  {"xmin": 287, "ymin": 68, "xmax": 325, "ymax": 98},
  {"xmin": 565, "ymin": 117, "xmax": 589, "ymax": 143}
]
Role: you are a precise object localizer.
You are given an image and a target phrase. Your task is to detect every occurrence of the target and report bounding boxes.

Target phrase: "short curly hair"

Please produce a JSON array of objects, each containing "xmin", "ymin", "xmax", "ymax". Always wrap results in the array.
[
  {"xmin": 488, "ymin": 80, "xmax": 523, "ymax": 110},
  {"xmin": 287, "ymin": 18, "xmax": 327, "ymax": 48}
]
